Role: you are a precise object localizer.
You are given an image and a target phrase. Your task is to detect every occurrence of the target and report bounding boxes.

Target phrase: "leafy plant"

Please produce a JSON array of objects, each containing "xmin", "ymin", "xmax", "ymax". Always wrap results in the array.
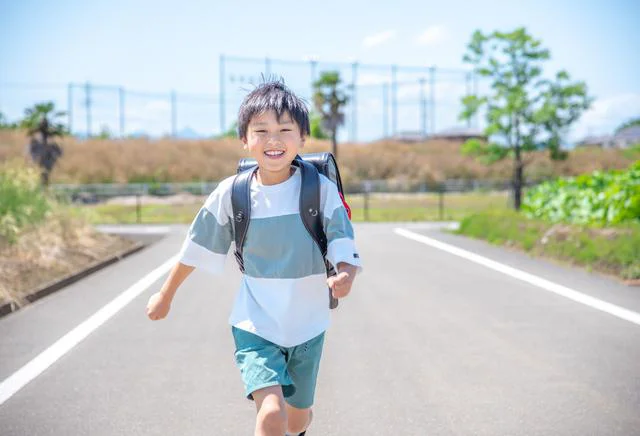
[
  {"xmin": 523, "ymin": 161, "xmax": 640, "ymax": 225},
  {"xmin": 0, "ymin": 161, "xmax": 51, "ymax": 244}
]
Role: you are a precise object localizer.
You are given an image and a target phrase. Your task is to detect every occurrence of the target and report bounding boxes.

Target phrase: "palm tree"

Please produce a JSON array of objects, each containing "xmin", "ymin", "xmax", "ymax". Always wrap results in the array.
[
  {"xmin": 21, "ymin": 102, "xmax": 67, "ymax": 187},
  {"xmin": 313, "ymin": 72, "xmax": 349, "ymax": 159}
]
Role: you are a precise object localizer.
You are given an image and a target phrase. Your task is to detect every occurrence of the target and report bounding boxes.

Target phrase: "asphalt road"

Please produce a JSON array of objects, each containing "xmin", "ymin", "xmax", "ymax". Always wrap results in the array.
[{"xmin": 1, "ymin": 223, "xmax": 639, "ymax": 436}]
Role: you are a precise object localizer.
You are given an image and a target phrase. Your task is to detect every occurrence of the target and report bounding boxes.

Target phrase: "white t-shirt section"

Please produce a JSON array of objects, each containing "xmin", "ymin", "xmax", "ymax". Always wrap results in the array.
[{"xmin": 178, "ymin": 167, "xmax": 362, "ymax": 347}]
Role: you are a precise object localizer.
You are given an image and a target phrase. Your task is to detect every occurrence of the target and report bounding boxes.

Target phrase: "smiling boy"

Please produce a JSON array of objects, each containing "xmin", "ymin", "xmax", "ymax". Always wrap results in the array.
[{"xmin": 146, "ymin": 79, "xmax": 362, "ymax": 436}]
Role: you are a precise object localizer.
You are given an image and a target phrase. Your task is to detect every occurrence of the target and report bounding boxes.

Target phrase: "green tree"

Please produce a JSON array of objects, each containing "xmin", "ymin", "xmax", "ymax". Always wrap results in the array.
[
  {"xmin": 0, "ymin": 112, "xmax": 9, "ymax": 129},
  {"xmin": 217, "ymin": 120, "xmax": 238, "ymax": 139},
  {"xmin": 313, "ymin": 71, "xmax": 349, "ymax": 159},
  {"xmin": 0, "ymin": 112, "xmax": 18, "ymax": 129},
  {"xmin": 22, "ymin": 102, "xmax": 67, "ymax": 187},
  {"xmin": 98, "ymin": 124, "xmax": 112, "ymax": 139},
  {"xmin": 309, "ymin": 112, "xmax": 329, "ymax": 139},
  {"xmin": 460, "ymin": 28, "xmax": 592, "ymax": 210},
  {"xmin": 20, "ymin": 102, "xmax": 67, "ymax": 136}
]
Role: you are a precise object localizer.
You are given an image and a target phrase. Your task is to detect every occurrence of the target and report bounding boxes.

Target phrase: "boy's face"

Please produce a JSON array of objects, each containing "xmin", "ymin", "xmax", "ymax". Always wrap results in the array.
[{"xmin": 242, "ymin": 110, "xmax": 305, "ymax": 185}]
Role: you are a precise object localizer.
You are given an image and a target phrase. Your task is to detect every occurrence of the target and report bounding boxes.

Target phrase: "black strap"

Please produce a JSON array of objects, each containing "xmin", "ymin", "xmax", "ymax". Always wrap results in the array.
[
  {"xmin": 292, "ymin": 158, "xmax": 325, "ymax": 255},
  {"xmin": 292, "ymin": 158, "xmax": 339, "ymax": 309},
  {"xmin": 231, "ymin": 166, "xmax": 257, "ymax": 272}
]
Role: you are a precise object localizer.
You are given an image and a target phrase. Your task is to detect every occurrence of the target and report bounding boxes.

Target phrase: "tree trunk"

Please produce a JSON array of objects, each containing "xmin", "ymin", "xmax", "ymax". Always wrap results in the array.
[
  {"xmin": 41, "ymin": 170, "xmax": 50, "ymax": 188},
  {"xmin": 331, "ymin": 130, "xmax": 338, "ymax": 160},
  {"xmin": 513, "ymin": 146, "xmax": 524, "ymax": 210}
]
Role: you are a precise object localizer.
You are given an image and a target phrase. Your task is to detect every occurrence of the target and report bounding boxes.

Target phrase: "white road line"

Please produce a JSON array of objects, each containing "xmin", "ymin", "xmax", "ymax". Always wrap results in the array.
[
  {"xmin": 0, "ymin": 255, "xmax": 179, "ymax": 406},
  {"xmin": 394, "ymin": 228, "xmax": 640, "ymax": 327},
  {"xmin": 96, "ymin": 225, "xmax": 171, "ymax": 234}
]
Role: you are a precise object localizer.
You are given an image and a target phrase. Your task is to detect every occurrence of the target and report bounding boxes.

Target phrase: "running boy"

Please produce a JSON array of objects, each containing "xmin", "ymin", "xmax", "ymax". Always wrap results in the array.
[{"xmin": 146, "ymin": 79, "xmax": 362, "ymax": 436}]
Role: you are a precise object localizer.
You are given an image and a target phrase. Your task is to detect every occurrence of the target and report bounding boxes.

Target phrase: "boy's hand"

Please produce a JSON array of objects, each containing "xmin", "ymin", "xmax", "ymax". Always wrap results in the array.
[
  {"xmin": 327, "ymin": 263, "xmax": 357, "ymax": 299},
  {"xmin": 146, "ymin": 292, "xmax": 172, "ymax": 321}
]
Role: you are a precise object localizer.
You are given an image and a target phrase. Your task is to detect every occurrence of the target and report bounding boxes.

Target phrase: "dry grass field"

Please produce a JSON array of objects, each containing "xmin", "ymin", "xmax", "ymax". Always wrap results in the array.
[{"xmin": 1, "ymin": 130, "xmax": 636, "ymax": 186}]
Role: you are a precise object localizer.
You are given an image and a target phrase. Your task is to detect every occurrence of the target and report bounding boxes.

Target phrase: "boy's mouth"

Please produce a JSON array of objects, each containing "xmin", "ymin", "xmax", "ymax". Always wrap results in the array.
[{"xmin": 264, "ymin": 150, "xmax": 286, "ymax": 159}]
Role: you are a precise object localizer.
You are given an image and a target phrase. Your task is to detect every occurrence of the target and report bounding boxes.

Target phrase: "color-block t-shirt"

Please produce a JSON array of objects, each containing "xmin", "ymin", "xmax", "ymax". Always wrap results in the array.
[{"xmin": 178, "ymin": 168, "xmax": 362, "ymax": 347}]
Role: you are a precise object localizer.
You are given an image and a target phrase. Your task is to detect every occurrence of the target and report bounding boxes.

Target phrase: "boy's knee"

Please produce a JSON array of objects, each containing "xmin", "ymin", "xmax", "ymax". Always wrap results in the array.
[{"xmin": 258, "ymin": 402, "xmax": 287, "ymax": 434}]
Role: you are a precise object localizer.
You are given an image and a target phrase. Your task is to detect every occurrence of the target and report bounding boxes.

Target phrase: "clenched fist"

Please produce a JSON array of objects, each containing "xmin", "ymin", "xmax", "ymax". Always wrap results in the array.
[
  {"xmin": 327, "ymin": 263, "xmax": 358, "ymax": 299},
  {"xmin": 146, "ymin": 292, "xmax": 172, "ymax": 321}
]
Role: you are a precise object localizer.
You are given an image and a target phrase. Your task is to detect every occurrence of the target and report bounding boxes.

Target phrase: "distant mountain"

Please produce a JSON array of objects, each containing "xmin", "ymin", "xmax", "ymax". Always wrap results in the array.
[
  {"xmin": 71, "ymin": 127, "xmax": 207, "ymax": 140},
  {"xmin": 127, "ymin": 130, "xmax": 150, "ymax": 139},
  {"xmin": 176, "ymin": 127, "xmax": 203, "ymax": 139}
]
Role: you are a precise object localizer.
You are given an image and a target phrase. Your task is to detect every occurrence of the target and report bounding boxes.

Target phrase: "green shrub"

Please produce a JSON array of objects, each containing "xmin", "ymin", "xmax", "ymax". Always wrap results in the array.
[
  {"xmin": 0, "ymin": 161, "xmax": 51, "ymax": 244},
  {"xmin": 523, "ymin": 161, "xmax": 640, "ymax": 225}
]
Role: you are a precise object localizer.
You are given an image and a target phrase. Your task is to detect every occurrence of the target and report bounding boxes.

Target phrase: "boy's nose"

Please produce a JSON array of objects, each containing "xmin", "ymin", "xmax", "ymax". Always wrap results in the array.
[{"xmin": 267, "ymin": 134, "xmax": 283, "ymax": 144}]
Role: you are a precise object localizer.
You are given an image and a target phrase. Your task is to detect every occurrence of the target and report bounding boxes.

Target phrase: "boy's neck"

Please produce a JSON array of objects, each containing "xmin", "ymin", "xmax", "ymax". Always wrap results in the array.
[{"xmin": 256, "ymin": 166, "xmax": 295, "ymax": 186}]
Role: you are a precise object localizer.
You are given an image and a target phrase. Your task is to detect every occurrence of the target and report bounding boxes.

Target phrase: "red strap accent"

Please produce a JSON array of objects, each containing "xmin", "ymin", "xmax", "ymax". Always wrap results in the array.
[{"xmin": 338, "ymin": 192, "xmax": 352, "ymax": 220}]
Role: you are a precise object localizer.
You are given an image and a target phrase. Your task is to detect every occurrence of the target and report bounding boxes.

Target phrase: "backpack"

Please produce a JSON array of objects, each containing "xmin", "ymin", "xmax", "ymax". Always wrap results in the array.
[{"xmin": 231, "ymin": 153, "xmax": 349, "ymax": 309}]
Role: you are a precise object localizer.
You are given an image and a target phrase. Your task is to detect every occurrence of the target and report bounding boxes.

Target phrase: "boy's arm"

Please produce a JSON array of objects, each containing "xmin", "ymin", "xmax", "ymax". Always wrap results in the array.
[
  {"xmin": 160, "ymin": 262, "xmax": 195, "ymax": 301},
  {"xmin": 146, "ymin": 262, "xmax": 194, "ymax": 320}
]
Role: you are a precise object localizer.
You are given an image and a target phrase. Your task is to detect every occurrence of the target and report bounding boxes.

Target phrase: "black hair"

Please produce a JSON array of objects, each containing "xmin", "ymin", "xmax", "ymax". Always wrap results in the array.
[{"xmin": 237, "ymin": 77, "xmax": 310, "ymax": 140}]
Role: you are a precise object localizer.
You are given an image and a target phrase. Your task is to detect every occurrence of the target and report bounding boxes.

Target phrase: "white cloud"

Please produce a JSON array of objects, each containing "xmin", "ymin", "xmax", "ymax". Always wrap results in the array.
[
  {"xmin": 570, "ymin": 93, "xmax": 640, "ymax": 140},
  {"xmin": 416, "ymin": 25, "xmax": 447, "ymax": 46},
  {"xmin": 363, "ymin": 30, "xmax": 396, "ymax": 48}
]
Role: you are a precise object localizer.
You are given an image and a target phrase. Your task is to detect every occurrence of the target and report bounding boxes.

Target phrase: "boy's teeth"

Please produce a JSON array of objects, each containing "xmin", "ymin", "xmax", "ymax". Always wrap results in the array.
[{"xmin": 265, "ymin": 150, "xmax": 284, "ymax": 156}]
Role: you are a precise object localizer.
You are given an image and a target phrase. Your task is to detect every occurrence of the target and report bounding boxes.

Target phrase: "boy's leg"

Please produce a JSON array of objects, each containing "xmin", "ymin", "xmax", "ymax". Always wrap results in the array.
[
  {"xmin": 285, "ymin": 403, "xmax": 313, "ymax": 435},
  {"xmin": 232, "ymin": 327, "xmax": 296, "ymax": 435},
  {"xmin": 252, "ymin": 385, "xmax": 288, "ymax": 436},
  {"xmin": 284, "ymin": 331, "xmax": 325, "ymax": 435}
]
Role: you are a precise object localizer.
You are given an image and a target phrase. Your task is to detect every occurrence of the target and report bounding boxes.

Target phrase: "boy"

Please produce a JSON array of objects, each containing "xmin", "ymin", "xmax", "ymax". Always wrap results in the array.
[{"xmin": 146, "ymin": 79, "xmax": 362, "ymax": 436}]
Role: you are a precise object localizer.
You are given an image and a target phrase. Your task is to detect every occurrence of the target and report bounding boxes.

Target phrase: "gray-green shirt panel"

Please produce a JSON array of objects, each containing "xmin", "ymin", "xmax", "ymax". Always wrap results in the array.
[
  {"xmin": 242, "ymin": 213, "xmax": 326, "ymax": 279},
  {"xmin": 323, "ymin": 206, "xmax": 354, "ymax": 242},
  {"xmin": 188, "ymin": 207, "xmax": 233, "ymax": 255}
]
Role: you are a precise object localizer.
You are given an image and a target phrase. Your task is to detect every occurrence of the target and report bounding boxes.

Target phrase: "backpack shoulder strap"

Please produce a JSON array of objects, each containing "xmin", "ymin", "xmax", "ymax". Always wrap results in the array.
[
  {"xmin": 293, "ymin": 158, "xmax": 339, "ymax": 309},
  {"xmin": 293, "ymin": 158, "xmax": 326, "ymax": 256},
  {"xmin": 231, "ymin": 166, "xmax": 257, "ymax": 272}
]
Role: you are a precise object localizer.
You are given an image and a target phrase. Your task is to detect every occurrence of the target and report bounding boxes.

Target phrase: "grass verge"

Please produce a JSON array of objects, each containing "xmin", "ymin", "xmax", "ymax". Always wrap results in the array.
[
  {"xmin": 455, "ymin": 210, "xmax": 640, "ymax": 281},
  {"xmin": 0, "ymin": 161, "xmax": 139, "ymax": 309}
]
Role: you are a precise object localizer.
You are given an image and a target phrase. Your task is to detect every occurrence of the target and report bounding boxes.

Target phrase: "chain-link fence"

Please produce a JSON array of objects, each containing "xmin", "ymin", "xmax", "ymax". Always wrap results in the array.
[
  {"xmin": 220, "ymin": 55, "xmax": 481, "ymax": 142},
  {"xmin": 1, "ymin": 54, "xmax": 484, "ymax": 142}
]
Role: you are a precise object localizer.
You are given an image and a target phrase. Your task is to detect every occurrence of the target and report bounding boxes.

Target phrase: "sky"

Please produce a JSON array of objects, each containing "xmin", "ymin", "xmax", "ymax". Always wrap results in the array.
[{"xmin": 1, "ymin": 0, "xmax": 639, "ymax": 142}]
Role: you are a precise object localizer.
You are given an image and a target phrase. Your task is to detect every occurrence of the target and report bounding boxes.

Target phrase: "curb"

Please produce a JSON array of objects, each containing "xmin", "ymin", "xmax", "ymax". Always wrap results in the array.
[{"xmin": 0, "ymin": 242, "xmax": 147, "ymax": 318}]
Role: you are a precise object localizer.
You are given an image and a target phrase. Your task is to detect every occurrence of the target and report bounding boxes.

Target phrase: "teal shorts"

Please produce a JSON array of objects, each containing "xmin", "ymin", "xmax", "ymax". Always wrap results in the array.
[{"xmin": 232, "ymin": 326, "xmax": 325, "ymax": 409}]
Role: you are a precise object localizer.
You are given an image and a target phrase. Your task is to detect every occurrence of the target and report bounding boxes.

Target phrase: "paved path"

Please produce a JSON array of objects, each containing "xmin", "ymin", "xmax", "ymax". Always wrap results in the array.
[{"xmin": 1, "ymin": 223, "xmax": 639, "ymax": 435}]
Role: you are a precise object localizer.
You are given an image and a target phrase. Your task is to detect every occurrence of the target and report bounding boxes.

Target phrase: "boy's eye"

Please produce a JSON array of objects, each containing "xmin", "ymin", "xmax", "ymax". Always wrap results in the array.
[
  {"xmin": 254, "ymin": 130, "xmax": 267, "ymax": 133},
  {"xmin": 281, "ymin": 129, "xmax": 292, "ymax": 132}
]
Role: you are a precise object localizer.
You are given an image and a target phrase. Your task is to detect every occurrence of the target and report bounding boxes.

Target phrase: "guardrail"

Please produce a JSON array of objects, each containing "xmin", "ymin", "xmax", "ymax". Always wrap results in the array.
[
  {"xmin": 50, "ymin": 179, "xmax": 546, "ymax": 224},
  {"xmin": 51, "ymin": 178, "xmax": 545, "ymax": 202}
]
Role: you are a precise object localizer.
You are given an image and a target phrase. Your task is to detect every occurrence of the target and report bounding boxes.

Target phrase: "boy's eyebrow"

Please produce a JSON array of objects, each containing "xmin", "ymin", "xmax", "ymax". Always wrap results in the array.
[{"xmin": 251, "ymin": 119, "xmax": 294, "ymax": 126}]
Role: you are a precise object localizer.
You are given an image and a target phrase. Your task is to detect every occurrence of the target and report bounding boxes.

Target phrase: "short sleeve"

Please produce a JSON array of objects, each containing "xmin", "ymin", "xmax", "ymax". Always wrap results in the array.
[
  {"xmin": 178, "ymin": 177, "xmax": 234, "ymax": 275},
  {"xmin": 321, "ymin": 178, "xmax": 362, "ymax": 273}
]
